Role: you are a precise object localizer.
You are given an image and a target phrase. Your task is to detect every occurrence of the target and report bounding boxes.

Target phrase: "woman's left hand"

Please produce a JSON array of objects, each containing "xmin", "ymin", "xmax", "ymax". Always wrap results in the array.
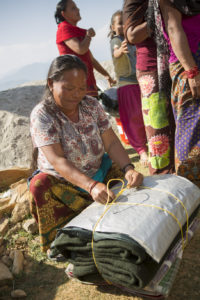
[
  {"xmin": 87, "ymin": 28, "xmax": 96, "ymax": 38},
  {"xmin": 188, "ymin": 73, "xmax": 200, "ymax": 99},
  {"xmin": 125, "ymin": 169, "xmax": 144, "ymax": 188},
  {"xmin": 105, "ymin": 75, "xmax": 116, "ymax": 87}
]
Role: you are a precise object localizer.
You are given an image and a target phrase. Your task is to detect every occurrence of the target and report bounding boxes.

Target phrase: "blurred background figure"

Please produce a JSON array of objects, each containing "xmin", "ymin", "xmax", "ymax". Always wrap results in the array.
[{"xmin": 109, "ymin": 10, "xmax": 148, "ymax": 166}]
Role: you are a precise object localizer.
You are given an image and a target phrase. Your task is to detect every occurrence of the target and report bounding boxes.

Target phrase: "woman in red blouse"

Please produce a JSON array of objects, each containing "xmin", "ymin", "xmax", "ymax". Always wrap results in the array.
[{"xmin": 55, "ymin": 0, "xmax": 115, "ymax": 97}]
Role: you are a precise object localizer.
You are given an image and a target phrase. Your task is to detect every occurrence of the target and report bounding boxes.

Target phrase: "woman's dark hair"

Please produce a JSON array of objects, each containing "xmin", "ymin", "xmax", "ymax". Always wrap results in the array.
[
  {"xmin": 108, "ymin": 10, "xmax": 122, "ymax": 39},
  {"xmin": 55, "ymin": 0, "xmax": 69, "ymax": 24},
  {"xmin": 43, "ymin": 54, "xmax": 87, "ymax": 100},
  {"xmin": 31, "ymin": 54, "xmax": 87, "ymax": 171}
]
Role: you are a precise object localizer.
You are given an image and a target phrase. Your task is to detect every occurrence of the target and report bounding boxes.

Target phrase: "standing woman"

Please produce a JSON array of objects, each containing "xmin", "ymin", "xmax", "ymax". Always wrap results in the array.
[
  {"xmin": 157, "ymin": 0, "xmax": 200, "ymax": 186},
  {"xmin": 123, "ymin": 0, "xmax": 175, "ymax": 175},
  {"xmin": 55, "ymin": 0, "xmax": 115, "ymax": 98}
]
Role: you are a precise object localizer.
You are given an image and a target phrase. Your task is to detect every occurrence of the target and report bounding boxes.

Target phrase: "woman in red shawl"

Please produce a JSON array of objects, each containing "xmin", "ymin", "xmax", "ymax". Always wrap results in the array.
[{"xmin": 55, "ymin": 0, "xmax": 115, "ymax": 97}]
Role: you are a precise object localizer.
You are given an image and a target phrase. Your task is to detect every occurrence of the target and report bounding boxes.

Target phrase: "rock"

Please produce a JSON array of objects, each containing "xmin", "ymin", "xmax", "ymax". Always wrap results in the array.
[
  {"xmin": 0, "ymin": 84, "xmax": 44, "ymax": 171},
  {"xmin": 0, "ymin": 197, "xmax": 11, "ymax": 206},
  {"xmin": 10, "ymin": 198, "xmax": 30, "ymax": 224},
  {"xmin": 4, "ymin": 249, "xmax": 10, "ymax": 256},
  {"xmin": 23, "ymin": 259, "xmax": 27, "ymax": 266},
  {"xmin": 0, "ymin": 218, "xmax": 9, "ymax": 236},
  {"xmin": 10, "ymin": 180, "xmax": 31, "ymax": 224},
  {"xmin": 12, "ymin": 250, "xmax": 24, "ymax": 276},
  {"xmin": 23, "ymin": 253, "xmax": 31, "ymax": 260},
  {"xmin": 7, "ymin": 223, "xmax": 22, "ymax": 236},
  {"xmin": 34, "ymin": 236, "xmax": 40, "ymax": 244},
  {"xmin": 0, "ymin": 245, "xmax": 5, "ymax": 256},
  {"xmin": 0, "ymin": 262, "xmax": 13, "ymax": 286},
  {"xmin": 24, "ymin": 261, "xmax": 34, "ymax": 275},
  {"xmin": 10, "ymin": 179, "xmax": 28, "ymax": 196},
  {"xmin": 0, "ymin": 202, "xmax": 15, "ymax": 219},
  {"xmin": 9, "ymin": 250, "xmax": 15, "ymax": 261},
  {"xmin": 16, "ymin": 237, "xmax": 27, "ymax": 244},
  {"xmin": 0, "ymin": 168, "xmax": 32, "ymax": 190},
  {"xmin": 1, "ymin": 255, "xmax": 13, "ymax": 267},
  {"xmin": 11, "ymin": 289, "xmax": 27, "ymax": 298},
  {"xmin": 22, "ymin": 218, "xmax": 38, "ymax": 234}
]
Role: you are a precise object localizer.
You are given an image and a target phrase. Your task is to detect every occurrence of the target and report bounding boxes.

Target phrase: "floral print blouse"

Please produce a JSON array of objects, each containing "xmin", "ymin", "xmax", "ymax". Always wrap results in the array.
[{"xmin": 30, "ymin": 96, "xmax": 111, "ymax": 179}]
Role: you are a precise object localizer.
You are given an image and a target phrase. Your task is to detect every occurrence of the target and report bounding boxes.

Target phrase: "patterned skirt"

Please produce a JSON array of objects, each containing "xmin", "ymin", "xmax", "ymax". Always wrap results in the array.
[
  {"xmin": 136, "ymin": 69, "xmax": 175, "ymax": 175},
  {"xmin": 170, "ymin": 46, "xmax": 200, "ymax": 187},
  {"xmin": 29, "ymin": 165, "xmax": 124, "ymax": 252}
]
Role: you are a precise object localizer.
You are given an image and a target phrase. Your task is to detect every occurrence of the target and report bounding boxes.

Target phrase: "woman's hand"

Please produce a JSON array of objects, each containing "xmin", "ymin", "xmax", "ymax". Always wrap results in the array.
[
  {"xmin": 105, "ymin": 75, "xmax": 116, "ymax": 87},
  {"xmin": 87, "ymin": 28, "xmax": 96, "ymax": 38},
  {"xmin": 90, "ymin": 182, "xmax": 115, "ymax": 205},
  {"xmin": 188, "ymin": 73, "xmax": 200, "ymax": 99},
  {"xmin": 125, "ymin": 169, "xmax": 144, "ymax": 188}
]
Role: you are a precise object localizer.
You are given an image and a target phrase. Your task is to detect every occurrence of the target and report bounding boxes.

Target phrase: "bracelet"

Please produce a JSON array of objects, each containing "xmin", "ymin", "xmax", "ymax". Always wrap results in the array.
[
  {"xmin": 121, "ymin": 163, "xmax": 135, "ymax": 174},
  {"xmin": 89, "ymin": 180, "xmax": 99, "ymax": 194},
  {"xmin": 182, "ymin": 66, "xmax": 199, "ymax": 79}
]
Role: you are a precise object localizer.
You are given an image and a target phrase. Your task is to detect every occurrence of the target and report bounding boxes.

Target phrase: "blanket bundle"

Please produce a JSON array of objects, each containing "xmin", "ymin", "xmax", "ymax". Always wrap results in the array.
[
  {"xmin": 51, "ymin": 227, "xmax": 161, "ymax": 288},
  {"xmin": 50, "ymin": 175, "xmax": 200, "ymax": 295},
  {"xmin": 64, "ymin": 217, "xmax": 199, "ymax": 298}
]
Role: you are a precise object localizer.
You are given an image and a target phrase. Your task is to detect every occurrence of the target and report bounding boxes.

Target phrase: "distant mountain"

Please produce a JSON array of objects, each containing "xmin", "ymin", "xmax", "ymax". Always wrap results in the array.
[
  {"xmin": 0, "ymin": 62, "xmax": 50, "ymax": 91},
  {"xmin": 0, "ymin": 60, "xmax": 115, "ymax": 92}
]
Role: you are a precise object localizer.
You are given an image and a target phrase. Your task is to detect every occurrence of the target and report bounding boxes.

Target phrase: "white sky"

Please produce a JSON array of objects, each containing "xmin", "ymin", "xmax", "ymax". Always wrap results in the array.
[{"xmin": 0, "ymin": 0, "xmax": 123, "ymax": 79}]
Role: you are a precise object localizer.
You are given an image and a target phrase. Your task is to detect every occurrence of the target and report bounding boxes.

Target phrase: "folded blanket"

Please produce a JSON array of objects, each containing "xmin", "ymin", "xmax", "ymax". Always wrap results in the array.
[
  {"xmin": 50, "ymin": 227, "xmax": 161, "ymax": 288},
  {"xmin": 50, "ymin": 206, "xmax": 199, "ymax": 289},
  {"xmin": 64, "ymin": 217, "xmax": 199, "ymax": 298},
  {"xmin": 50, "ymin": 175, "xmax": 200, "ymax": 289}
]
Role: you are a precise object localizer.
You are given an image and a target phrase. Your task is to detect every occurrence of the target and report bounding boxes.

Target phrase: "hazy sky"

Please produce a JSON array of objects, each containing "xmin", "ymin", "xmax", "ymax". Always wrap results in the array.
[{"xmin": 0, "ymin": 0, "xmax": 123, "ymax": 79}]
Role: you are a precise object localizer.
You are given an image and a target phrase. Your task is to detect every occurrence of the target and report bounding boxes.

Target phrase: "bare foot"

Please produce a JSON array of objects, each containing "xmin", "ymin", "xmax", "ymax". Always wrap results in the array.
[{"xmin": 140, "ymin": 151, "xmax": 148, "ymax": 167}]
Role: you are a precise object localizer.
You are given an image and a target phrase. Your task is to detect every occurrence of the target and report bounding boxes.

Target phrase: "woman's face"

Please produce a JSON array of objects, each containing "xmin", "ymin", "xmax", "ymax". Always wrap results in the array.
[
  {"xmin": 112, "ymin": 14, "xmax": 124, "ymax": 36},
  {"xmin": 61, "ymin": 0, "xmax": 81, "ymax": 25},
  {"xmin": 48, "ymin": 68, "xmax": 87, "ymax": 112}
]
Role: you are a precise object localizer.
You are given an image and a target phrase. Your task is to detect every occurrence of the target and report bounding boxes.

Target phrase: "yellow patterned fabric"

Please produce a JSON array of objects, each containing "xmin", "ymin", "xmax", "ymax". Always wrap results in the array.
[{"xmin": 29, "ymin": 164, "xmax": 123, "ymax": 252}]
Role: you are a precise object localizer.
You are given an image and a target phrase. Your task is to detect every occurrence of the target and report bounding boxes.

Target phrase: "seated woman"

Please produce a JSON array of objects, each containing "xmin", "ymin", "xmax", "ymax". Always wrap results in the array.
[{"xmin": 29, "ymin": 54, "xmax": 143, "ymax": 252}]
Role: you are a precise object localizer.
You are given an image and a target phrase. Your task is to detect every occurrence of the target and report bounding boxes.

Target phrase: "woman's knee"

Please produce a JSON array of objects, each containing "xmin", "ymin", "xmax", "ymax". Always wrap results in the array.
[{"xmin": 29, "ymin": 173, "xmax": 53, "ymax": 196}]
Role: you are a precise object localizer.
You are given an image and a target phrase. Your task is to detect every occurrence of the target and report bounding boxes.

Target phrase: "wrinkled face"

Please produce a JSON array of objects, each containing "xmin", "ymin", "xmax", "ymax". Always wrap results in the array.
[
  {"xmin": 48, "ymin": 68, "xmax": 87, "ymax": 112},
  {"xmin": 112, "ymin": 14, "xmax": 123, "ymax": 36},
  {"xmin": 61, "ymin": 0, "xmax": 81, "ymax": 25}
]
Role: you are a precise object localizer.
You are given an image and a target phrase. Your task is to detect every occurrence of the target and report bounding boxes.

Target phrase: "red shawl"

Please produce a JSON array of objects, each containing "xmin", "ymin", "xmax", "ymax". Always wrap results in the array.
[{"xmin": 56, "ymin": 21, "xmax": 98, "ymax": 97}]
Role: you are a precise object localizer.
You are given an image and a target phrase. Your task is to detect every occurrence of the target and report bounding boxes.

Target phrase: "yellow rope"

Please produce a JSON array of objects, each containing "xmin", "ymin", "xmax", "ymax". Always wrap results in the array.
[{"xmin": 91, "ymin": 178, "xmax": 189, "ymax": 282}]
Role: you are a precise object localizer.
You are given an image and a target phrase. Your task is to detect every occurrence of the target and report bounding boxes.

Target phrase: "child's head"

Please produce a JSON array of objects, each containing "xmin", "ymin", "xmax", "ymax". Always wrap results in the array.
[
  {"xmin": 108, "ymin": 10, "xmax": 123, "ymax": 39},
  {"xmin": 55, "ymin": 0, "xmax": 80, "ymax": 25}
]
